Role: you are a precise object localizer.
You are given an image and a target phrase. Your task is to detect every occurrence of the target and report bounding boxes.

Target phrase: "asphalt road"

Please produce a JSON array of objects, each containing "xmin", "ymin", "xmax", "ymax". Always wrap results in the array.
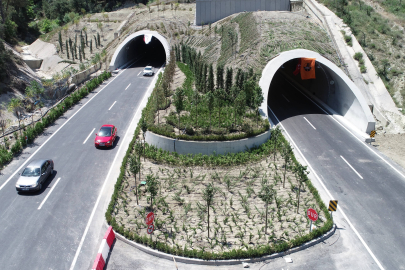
[
  {"xmin": 0, "ymin": 58, "xmax": 162, "ymax": 270},
  {"xmin": 268, "ymin": 73, "xmax": 405, "ymax": 270}
]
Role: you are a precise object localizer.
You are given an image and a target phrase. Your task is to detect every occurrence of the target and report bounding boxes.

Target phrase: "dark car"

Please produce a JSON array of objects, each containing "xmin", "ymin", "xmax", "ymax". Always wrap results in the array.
[{"xmin": 16, "ymin": 159, "xmax": 54, "ymax": 192}]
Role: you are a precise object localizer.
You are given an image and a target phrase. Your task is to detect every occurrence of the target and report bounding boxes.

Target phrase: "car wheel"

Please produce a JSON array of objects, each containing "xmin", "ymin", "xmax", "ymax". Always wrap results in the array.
[
  {"xmin": 39, "ymin": 183, "xmax": 42, "ymax": 190},
  {"xmin": 51, "ymin": 167, "xmax": 54, "ymax": 175}
]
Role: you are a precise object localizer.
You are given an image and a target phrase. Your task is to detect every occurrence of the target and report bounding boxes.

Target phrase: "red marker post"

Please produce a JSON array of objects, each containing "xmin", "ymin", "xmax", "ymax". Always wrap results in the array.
[
  {"xmin": 307, "ymin": 208, "xmax": 318, "ymax": 232},
  {"xmin": 25, "ymin": 136, "xmax": 28, "ymax": 145}
]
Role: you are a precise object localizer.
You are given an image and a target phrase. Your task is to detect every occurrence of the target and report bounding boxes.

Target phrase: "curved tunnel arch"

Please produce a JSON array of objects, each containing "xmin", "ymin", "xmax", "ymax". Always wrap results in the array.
[
  {"xmin": 259, "ymin": 49, "xmax": 375, "ymax": 134},
  {"xmin": 109, "ymin": 30, "xmax": 171, "ymax": 70}
]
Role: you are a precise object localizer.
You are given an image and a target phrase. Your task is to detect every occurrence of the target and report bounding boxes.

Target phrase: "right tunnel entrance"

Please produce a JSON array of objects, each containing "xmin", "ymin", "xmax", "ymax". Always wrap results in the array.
[{"xmin": 259, "ymin": 49, "xmax": 375, "ymax": 134}]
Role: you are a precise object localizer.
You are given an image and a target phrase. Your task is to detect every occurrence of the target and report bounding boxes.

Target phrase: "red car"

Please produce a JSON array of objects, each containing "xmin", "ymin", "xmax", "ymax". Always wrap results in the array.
[{"xmin": 95, "ymin": 125, "xmax": 117, "ymax": 148}]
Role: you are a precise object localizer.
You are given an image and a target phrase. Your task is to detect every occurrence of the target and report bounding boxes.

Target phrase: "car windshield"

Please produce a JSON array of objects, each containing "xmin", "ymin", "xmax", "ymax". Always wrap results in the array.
[
  {"xmin": 98, "ymin": 127, "xmax": 112, "ymax": 137},
  {"xmin": 145, "ymin": 67, "xmax": 152, "ymax": 70},
  {"xmin": 22, "ymin": 167, "xmax": 40, "ymax": 177}
]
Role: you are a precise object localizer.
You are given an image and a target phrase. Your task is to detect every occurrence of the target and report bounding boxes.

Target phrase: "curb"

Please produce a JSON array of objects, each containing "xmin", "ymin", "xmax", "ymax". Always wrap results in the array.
[{"xmin": 113, "ymin": 224, "xmax": 336, "ymax": 266}]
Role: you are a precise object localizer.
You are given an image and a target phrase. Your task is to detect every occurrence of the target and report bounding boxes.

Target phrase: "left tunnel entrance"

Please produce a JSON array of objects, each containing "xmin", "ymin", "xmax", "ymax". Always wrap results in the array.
[{"xmin": 109, "ymin": 30, "xmax": 169, "ymax": 70}]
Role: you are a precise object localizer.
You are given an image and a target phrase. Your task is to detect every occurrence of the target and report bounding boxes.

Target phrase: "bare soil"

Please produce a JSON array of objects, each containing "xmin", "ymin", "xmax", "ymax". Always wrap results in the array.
[
  {"xmin": 372, "ymin": 133, "xmax": 405, "ymax": 169},
  {"xmin": 114, "ymin": 153, "xmax": 325, "ymax": 253}
]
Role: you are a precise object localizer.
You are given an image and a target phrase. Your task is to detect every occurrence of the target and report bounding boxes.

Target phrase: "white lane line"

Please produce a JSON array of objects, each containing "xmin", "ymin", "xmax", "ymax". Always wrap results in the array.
[
  {"xmin": 69, "ymin": 66, "xmax": 164, "ymax": 270},
  {"xmin": 340, "ymin": 155, "xmax": 363, "ymax": 179},
  {"xmin": 282, "ymin": 94, "xmax": 290, "ymax": 102},
  {"xmin": 286, "ymin": 79, "xmax": 405, "ymax": 181},
  {"xmin": 83, "ymin": 128, "xmax": 95, "ymax": 145},
  {"xmin": 268, "ymin": 105, "xmax": 385, "ymax": 270},
  {"xmin": 125, "ymin": 83, "xmax": 131, "ymax": 90},
  {"xmin": 0, "ymin": 64, "xmax": 130, "ymax": 192},
  {"xmin": 303, "ymin": 117, "xmax": 316, "ymax": 130},
  {"xmin": 38, "ymin": 177, "xmax": 61, "ymax": 210},
  {"xmin": 108, "ymin": 101, "xmax": 117, "ymax": 111},
  {"xmin": 137, "ymin": 70, "xmax": 142, "ymax": 76}
]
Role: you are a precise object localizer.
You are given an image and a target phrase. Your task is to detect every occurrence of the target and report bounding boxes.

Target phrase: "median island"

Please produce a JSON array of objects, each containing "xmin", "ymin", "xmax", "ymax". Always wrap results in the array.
[{"xmin": 105, "ymin": 49, "xmax": 333, "ymax": 260}]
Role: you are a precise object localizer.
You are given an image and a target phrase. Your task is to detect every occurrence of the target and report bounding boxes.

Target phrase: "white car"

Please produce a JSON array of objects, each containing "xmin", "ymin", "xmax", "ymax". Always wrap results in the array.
[
  {"xmin": 16, "ymin": 159, "xmax": 54, "ymax": 192},
  {"xmin": 143, "ymin": 66, "xmax": 154, "ymax": 76}
]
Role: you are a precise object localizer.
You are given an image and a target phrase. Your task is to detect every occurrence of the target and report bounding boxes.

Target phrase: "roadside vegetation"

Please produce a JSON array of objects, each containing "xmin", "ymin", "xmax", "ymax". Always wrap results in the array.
[
  {"xmin": 145, "ymin": 44, "xmax": 268, "ymax": 141},
  {"xmin": 318, "ymin": 0, "xmax": 405, "ymax": 111},
  {"xmin": 0, "ymin": 71, "xmax": 111, "ymax": 169}
]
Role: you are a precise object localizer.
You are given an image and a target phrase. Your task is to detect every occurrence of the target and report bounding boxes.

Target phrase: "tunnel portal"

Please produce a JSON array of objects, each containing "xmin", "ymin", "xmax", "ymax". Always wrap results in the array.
[
  {"xmin": 109, "ymin": 30, "xmax": 170, "ymax": 70},
  {"xmin": 259, "ymin": 49, "xmax": 375, "ymax": 134}
]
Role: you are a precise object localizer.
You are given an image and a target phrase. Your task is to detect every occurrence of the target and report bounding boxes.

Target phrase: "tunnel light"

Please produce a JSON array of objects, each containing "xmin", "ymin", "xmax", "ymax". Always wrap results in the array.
[{"xmin": 144, "ymin": 34, "xmax": 152, "ymax": 44}]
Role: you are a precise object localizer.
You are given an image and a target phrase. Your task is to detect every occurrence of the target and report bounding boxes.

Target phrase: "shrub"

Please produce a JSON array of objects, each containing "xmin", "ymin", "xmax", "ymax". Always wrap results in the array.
[{"xmin": 354, "ymin": 52, "xmax": 363, "ymax": 61}]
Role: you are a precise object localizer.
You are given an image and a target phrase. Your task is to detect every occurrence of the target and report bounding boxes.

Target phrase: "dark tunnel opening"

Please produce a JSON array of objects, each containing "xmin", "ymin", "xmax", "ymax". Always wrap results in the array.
[
  {"xmin": 121, "ymin": 35, "xmax": 166, "ymax": 69},
  {"xmin": 267, "ymin": 58, "xmax": 331, "ymax": 123}
]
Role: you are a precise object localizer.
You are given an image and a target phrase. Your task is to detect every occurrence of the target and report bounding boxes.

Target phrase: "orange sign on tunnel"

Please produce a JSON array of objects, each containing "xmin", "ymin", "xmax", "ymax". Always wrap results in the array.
[{"xmin": 300, "ymin": 58, "xmax": 316, "ymax": 80}]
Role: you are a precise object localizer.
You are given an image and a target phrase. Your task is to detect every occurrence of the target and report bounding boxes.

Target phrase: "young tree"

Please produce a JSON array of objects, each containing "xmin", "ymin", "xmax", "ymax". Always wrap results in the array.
[
  {"xmin": 58, "ymin": 31, "xmax": 63, "ymax": 53},
  {"xmin": 93, "ymin": 35, "xmax": 98, "ymax": 49},
  {"xmin": 294, "ymin": 163, "xmax": 309, "ymax": 213},
  {"xmin": 207, "ymin": 64, "xmax": 214, "ymax": 93},
  {"xmin": 174, "ymin": 87, "xmax": 185, "ymax": 134},
  {"xmin": 271, "ymin": 126, "xmax": 282, "ymax": 161},
  {"xmin": 146, "ymin": 174, "xmax": 159, "ymax": 209},
  {"xmin": 202, "ymin": 183, "xmax": 216, "ymax": 238},
  {"xmin": 129, "ymin": 154, "xmax": 141, "ymax": 205},
  {"xmin": 225, "ymin": 67, "xmax": 233, "ymax": 94},
  {"xmin": 234, "ymin": 91, "xmax": 245, "ymax": 128},
  {"xmin": 215, "ymin": 88, "xmax": 226, "ymax": 127},
  {"xmin": 79, "ymin": 45, "xmax": 82, "ymax": 62},
  {"xmin": 216, "ymin": 65, "xmax": 224, "ymax": 90},
  {"xmin": 65, "ymin": 40, "xmax": 69, "ymax": 59},
  {"xmin": 258, "ymin": 183, "xmax": 275, "ymax": 234},
  {"xmin": 7, "ymin": 97, "xmax": 23, "ymax": 133},
  {"xmin": 193, "ymin": 91, "xmax": 200, "ymax": 127},
  {"xmin": 90, "ymin": 39, "xmax": 92, "ymax": 54},
  {"xmin": 206, "ymin": 91, "xmax": 215, "ymax": 132},
  {"xmin": 252, "ymin": 83, "xmax": 264, "ymax": 127},
  {"xmin": 140, "ymin": 117, "xmax": 147, "ymax": 160},
  {"xmin": 25, "ymin": 80, "xmax": 44, "ymax": 100},
  {"xmin": 281, "ymin": 143, "xmax": 293, "ymax": 188},
  {"xmin": 85, "ymin": 30, "xmax": 88, "ymax": 46},
  {"xmin": 97, "ymin": 32, "xmax": 101, "ymax": 47}
]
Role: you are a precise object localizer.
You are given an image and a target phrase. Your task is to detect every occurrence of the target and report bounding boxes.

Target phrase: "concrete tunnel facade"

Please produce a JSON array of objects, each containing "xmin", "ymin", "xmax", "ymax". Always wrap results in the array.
[
  {"xmin": 109, "ymin": 30, "xmax": 170, "ymax": 70},
  {"xmin": 259, "ymin": 49, "xmax": 375, "ymax": 134}
]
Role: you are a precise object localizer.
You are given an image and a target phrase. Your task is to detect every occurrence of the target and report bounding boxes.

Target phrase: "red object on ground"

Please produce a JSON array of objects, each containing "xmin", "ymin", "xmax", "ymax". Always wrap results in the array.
[
  {"xmin": 91, "ymin": 253, "xmax": 105, "ymax": 270},
  {"xmin": 147, "ymin": 224, "xmax": 154, "ymax": 234},
  {"xmin": 145, "ymin": 212, "xmax": 155, "ymax": 225},
  {"xmin": 94, "ymin": 124, "xmax": 117, "ymax": 148},
  {"xmin": 307, "ymin": 208, "xmax": 318, "ymax": 221},
  {"xmin": 103, "ymin": 226, "xmax": 115, "ymax": 248}
]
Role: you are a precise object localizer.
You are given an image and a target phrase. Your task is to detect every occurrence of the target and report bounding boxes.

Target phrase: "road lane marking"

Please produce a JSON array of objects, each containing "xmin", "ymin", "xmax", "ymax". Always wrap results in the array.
[
  {"xmin": 69, "ymin": 65, "xmax": 164, "ymax": 270},
  {"xmin": 125, "ymin": 83, "xmax": 131, "ymax": 90},
  {"xmin": 303, "ymin": 117, "xmax": 316, "ymax": 130},
  {"xmin": 38, "ymin": 177, "xmax": 61, "ymax": 210},
  {"xmin": 0, "ymin": 62, "xmax": 134, "ymax": 192},
  {"xmin": 108, "ymin": 101, "xmax": 117, "ymax": 111},
  {"xmin": 282, "ymin": 94, "xmax": 290, "ymax": 102},
  {"xmin": 340, "ymin": 156, "xmax": 363, "ymax": 179},
  {"xmin": 138, "ymin": 70, "xmax": 142, "ymax": 76},
  {"xmin": 268, "ymin": 105, "xmax": 385, "ymax": 270},
  {"xmin": 285, "ymin": 79, "xmax": 405, "ymax": 181},
  {"xmin": 83, "ymin": 128, "xmax": 95, "ymax": 144}
]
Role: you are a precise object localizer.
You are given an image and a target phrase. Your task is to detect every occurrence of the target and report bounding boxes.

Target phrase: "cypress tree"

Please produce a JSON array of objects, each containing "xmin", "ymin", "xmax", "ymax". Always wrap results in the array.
[
  {"xmin": 65, "ymin": 40, "xmax": 69, "ymax": 59},
  {"xmin": 74, "ymin": 43, "xmax": 77, "ymax": 59},
  {"xmin": 85, "ymin": 31, "xmax": 88, "ymax": 46},
  {"xmin": 75, "ymin": 33, "xmax": 77, "ymax": 45},
  {"xmin": 58, "ymin": 31, "xmax": 63, "ymax": 53},
  {"xmin": 225, "ymin": 67, "xmax": 233, "ymax": 94},
  {"xmin": 94, "ymin": 35, "xmax": 98, "ymax": 49},
  {"xmin": 82, "ymin": 43, "xmax": 85, "ymax": 59},
  {"xmin": 90, "ymin": 39, "xmax": 93, "ymax": 54},
  {"xmin": 68, "ymin": 38, "xmax": 72, "ymax": 51},
  {"xmin": 79, "ymin": 45, "xmax": 82, "ymax": 62},
  {"xmin": 202, "ymin": 64, "xmax": 208, "ymax": 93},
  {"xmin": 97, "ymin": 33, "xmax": 101, "ymax": 46},
  {"xmin": 207, "ymin": 64, "xmax": 214, "ymax": 93},
  {"xmin": 216, "ymin": 65, "xmax": 224, "ymax": 90}
]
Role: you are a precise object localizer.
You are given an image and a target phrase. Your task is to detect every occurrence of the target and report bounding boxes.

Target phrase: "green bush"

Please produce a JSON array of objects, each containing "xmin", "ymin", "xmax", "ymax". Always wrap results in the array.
[
  {"xmin": 360, "ymin": 65, "xmax": 367, "ymax": 73},
  {"xmin": 354, "ymin": 52, "xmax": 363, "ymax": 61}
]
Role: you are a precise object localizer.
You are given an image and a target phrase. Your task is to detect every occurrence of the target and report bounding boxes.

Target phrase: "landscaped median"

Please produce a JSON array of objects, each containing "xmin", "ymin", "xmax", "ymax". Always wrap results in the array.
[
  {"xmin": 105, "ymin": 55, "xmax": 333, "ymax": 261},
  {"xmin": 0, "ymin": 71, "xmax": 112, "ymax": 169}
]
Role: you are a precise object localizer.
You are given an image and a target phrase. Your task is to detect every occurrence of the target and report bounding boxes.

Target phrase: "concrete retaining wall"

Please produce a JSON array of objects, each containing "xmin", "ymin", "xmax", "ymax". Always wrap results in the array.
[
  {"xmin": 195, "ymin": 0, "xmax": 290, "ymax": 25},
  {"xmin": 145, "ymin": 130, "xmax": 271, "ymax": 155},
  {"xmin": 69, "ymin": 62, "xmax": 102, "ymax": 85}
]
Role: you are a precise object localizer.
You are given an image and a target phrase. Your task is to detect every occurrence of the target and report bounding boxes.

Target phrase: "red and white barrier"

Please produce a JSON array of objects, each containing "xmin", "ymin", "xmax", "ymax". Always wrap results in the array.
[{"xmin": 92, "ymin": 226, "xmax": 115, "ymax": 270}]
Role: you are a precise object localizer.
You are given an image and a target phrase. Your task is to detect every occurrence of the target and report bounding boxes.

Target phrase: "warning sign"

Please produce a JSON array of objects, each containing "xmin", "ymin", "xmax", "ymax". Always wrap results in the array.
[{"xmin": 328, "ymin": 200, "xmax": 338, "ymax": 212}]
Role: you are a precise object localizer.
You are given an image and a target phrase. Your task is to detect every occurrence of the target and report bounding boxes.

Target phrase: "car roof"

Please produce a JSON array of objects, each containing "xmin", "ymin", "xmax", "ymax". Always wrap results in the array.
[
  {"xmin": 27, "ymin": 159, "xmax": 47, "ymax": 168},
  {"xmin": 145, "ymin": 66, "xmax": 152, "ymax": 68},
  {"xmin": 100, "ymin": 124, "xmax": 114, "ymax": 128}
]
